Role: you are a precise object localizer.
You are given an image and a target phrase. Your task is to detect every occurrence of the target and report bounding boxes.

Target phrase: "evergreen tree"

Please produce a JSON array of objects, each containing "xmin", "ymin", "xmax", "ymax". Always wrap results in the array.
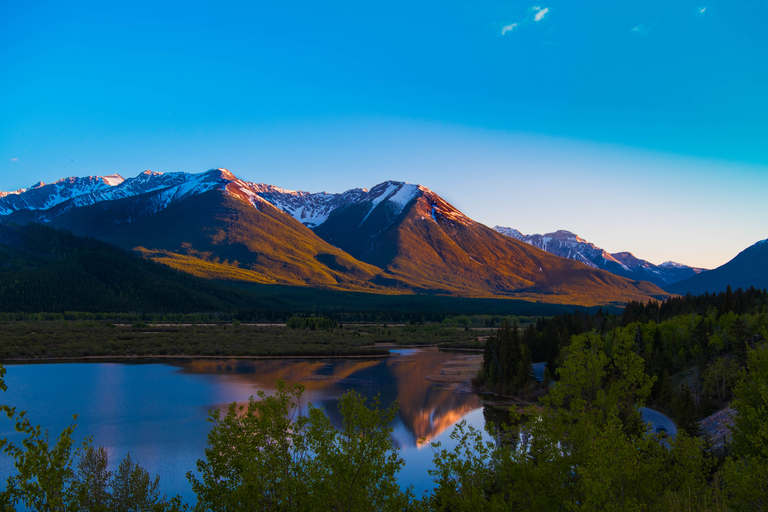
[{"xmin": 673, "ymin": 385, "xmax": 702, "ymax": 437}]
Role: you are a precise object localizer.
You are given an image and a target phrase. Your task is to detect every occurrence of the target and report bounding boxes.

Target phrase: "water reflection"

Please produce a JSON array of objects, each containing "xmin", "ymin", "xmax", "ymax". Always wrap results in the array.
[{"xmin": 174, "ymin": 347, "xmax": 482, "ymax": 447}]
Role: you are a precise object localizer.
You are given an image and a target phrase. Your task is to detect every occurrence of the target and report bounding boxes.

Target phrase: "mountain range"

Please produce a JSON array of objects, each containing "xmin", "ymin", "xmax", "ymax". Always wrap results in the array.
[
  {"xmin": 492, "ymin": 227, "xmax": 706, "ymax": 288},
  {"xmin": 0, "ymin": 169, "xmax": 676, "ymax": 307}
]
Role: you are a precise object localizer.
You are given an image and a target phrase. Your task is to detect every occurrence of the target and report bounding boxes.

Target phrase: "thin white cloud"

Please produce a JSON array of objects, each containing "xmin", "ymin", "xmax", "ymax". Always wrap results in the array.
[
  {"xmin": 533, "ymin": 6, "xmax": 549, "ymax": 21},
  {"xmin": 501, "ymin": 23, "xmax": 518, "ymax": 35},
  {"xmin": 631, "ymin": 24, "xmax": 649, "ymax": 35},
  {"xmin": 9, "ymin": 158, "xmax": 18, "ymax": 162},
  {"xmin": 699, "ymin": 7, "xmax": 707, "ymax": 14}
]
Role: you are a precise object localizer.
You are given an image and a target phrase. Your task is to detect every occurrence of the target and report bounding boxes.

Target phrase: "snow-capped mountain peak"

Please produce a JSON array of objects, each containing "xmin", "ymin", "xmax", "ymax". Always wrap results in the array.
[{"xmin": 494, "ymin": 225, "xmax": 706, "ymax": 287}]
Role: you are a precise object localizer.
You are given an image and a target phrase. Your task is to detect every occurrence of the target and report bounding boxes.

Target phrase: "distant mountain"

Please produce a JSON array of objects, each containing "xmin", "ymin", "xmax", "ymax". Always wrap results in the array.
[
  {"xmin": 493, "ymin": 227, "xmax": 705, "ymax": 288},
  {"xmin": 0, "ymin": 169, "xmax": 671, "ymax": 307},
  {"xmin": 665, "ymin": 239, "xmax": 768, "ymax": 295}
]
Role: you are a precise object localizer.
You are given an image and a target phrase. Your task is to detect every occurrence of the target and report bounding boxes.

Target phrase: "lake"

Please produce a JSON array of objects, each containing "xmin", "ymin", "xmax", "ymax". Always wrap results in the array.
[{"xmin": 0, "ymin": 348, "xmax": 492, "ymax": 503}]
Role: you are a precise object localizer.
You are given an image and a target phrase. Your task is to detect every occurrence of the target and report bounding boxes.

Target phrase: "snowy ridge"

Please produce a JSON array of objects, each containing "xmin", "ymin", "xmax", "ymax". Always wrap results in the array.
[
  {"xmin": 0, "ymin": 170, "xmax": 406, "ymax": 228},
  {"xmin": 42, "ymin": 170, "xmax": 226, "ymax": 220},
  {"xmin": 254, "ymin": 180, "xmax": 421, "ymax": 228},
  {"xmin": 0, "ymin": 175, "xmax": 125, "ymax": 215},
  {"xmin": 0, "ymin": 169, "xmax": 430, "ymax": 230},
  {"xmin": 253, "ymin": 184, "xmax": 368, "ymax": 227},
  {"xmin": 493, "ymin": 226, "xmax": 525, "ymax": 240},
  {"xmin": 494, "ymin": 226, "xmax": 706, "ymax": 287},
  {"xmin": 660, "ymin": 261, "xmax": 689, "ymax": 269}
]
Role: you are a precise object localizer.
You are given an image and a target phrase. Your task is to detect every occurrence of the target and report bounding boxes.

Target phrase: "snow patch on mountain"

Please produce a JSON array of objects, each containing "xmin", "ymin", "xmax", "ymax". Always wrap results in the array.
[
  {"xmin": 387, "ymin": 183, "xmax": 420, "ymax": 211},
  {"xmin": 102, "ymin": 174, "xmax": 125, "ymax": 186},
  {"xmin": 251, "ymin": 184, "xmax": 367, "ymax": 227},
  {"xmin": 252, "ymin": 180, "xmax": 422, "ymax": 228}
]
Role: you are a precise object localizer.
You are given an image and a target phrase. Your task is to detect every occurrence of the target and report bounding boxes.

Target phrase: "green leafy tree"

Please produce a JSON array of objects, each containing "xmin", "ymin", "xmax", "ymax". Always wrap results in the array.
[
  {"xmin": 718, "ymin": 343, "xmax": 768, "ymax": 510},
  {"xmin": 0, "ymin": 363, "xmax": 86, "ymax": 511},
  {"xmin": 303, "ymin": 391, "xmax": 413, "ymax": 511},
  {"xmin": 110, "ymin": 453, "xmax": 162, "ymax": 512},
  {"xmin": 420, "ymin": 420, "xmax": 509, "ymax": 512},
  {"xmin": 76, "ymin": 446, "xmax": 111, "ymax": 511},
  {"xmin": 188, "ymin": 380, "xmax": 413, "ymax": 511},
  {"xmin": 702, "ymin": 356, "xmax": 740, "ymax": 402}
]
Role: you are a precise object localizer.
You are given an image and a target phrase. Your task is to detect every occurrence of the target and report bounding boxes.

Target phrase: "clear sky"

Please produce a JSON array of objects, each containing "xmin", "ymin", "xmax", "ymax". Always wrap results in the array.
[{"xmin": 2, "ymin": 1, "xmax": 767, "ymax": 269}]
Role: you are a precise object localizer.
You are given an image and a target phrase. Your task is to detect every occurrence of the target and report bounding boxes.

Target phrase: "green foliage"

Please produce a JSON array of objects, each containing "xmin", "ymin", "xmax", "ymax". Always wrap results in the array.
[
  {"xmin": 188, "ymin": 381, "xmax": 413, "ymax": 511},
  {"xmin": 0, "ymin": 404, "xmax": 85, "ymax": 511},
  {"xmin": 729, "ymin": 343, "xmax": 768, "ymax": 459},
  {"xmin": 430, "ymin": 331, "xmax": 712, "ymax": 510},
  {"xmin": 717, "ymin": 343, "xmax": 768, "ymax": 510},
  {"xmin": 421, "ymin": 421, "xmax": 508, "ymax": 511},
  {"xmin": 110, "ymin": 453, "xmax": 162, "ymax": 512},
  {"xmin": 76, "ymin": 447, "xmax": 111, "ymax": 511}
]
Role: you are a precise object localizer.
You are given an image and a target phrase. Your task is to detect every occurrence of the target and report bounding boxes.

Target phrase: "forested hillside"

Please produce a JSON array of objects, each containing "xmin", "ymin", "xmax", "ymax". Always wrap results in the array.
[{"xmin": 0, "ymin": 223, "xmax": 265, "ymax": 312}]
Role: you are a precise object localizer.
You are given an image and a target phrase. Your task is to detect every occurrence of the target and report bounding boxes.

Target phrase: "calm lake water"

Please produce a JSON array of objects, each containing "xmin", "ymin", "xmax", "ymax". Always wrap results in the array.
[{"xmin": 0, "ymin": 348, "xmax": 491, "ymax": 502}]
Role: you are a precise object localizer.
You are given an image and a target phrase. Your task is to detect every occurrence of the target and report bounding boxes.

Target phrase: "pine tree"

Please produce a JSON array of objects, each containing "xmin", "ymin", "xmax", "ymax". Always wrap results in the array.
[{"xmin": 673, "ymin": 385, "xmax": 701, "ymax": 437}]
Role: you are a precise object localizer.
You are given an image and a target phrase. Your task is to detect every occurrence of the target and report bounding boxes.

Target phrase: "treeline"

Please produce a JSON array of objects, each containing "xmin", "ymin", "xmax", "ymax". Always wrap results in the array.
[{"xmin": 620, "ymin": 285, "xmax": 768, "ymax": 325}]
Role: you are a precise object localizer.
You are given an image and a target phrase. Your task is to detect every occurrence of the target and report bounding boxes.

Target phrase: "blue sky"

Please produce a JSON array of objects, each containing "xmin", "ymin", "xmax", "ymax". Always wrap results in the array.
[{"xmin": 2, "ymin": 0, "xmax": 767, "ymax": 269}]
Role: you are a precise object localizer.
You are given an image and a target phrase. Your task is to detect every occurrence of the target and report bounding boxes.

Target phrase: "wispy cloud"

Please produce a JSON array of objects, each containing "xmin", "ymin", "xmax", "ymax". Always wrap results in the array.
[
  {"xmin": 631, "ymin": 24, "xmax": 649, "ymax": 35},
  {"xmin": 501, "ymin": 23, "xmax": 518, "ymax": 35},
  {"xmin": 533, "ymin": 6, "xmax": 549, "ymax": 21},
  {"xmin": 699, "ymin": 7, "xmax": 707, "ymax": 14},
  {"xmin": 9, "ymin": 158, "xmax": 18, "ymax": 162},
  {"xmin": 501, "ymin": 6, "xmax": 548, "ymax": 36}
]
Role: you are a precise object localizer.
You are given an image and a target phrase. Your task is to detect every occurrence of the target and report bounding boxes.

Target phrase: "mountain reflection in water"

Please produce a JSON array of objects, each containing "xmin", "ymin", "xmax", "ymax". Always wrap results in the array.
[
  {"xmin": 0, "ymin": 348, "xmax": 488, "ymax": 500},
  {"xmin": 176, "ymin": 347, "xmax": 482, "ymax": 447}
]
